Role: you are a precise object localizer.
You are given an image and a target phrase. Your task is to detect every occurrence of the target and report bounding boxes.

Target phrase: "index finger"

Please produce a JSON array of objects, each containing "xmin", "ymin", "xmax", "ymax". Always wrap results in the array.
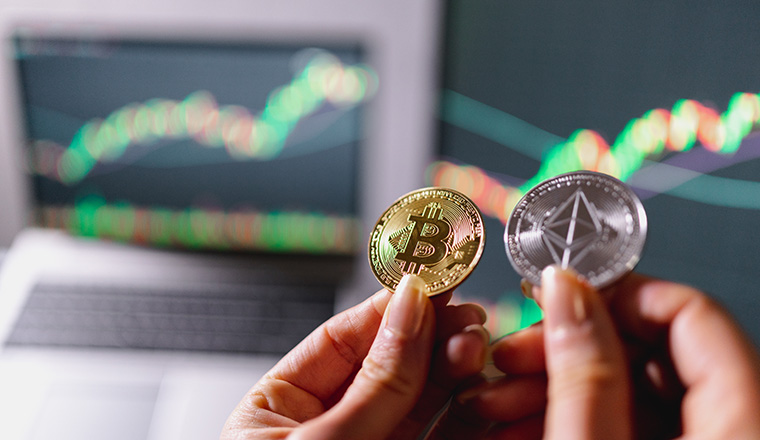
[
  {"xmin": 265, "ymin": 288, "xmax": 392, "ymax": 401},
  {"xmin": 269, "ymin": 286, "xmax": 456, "ymax": 399}
]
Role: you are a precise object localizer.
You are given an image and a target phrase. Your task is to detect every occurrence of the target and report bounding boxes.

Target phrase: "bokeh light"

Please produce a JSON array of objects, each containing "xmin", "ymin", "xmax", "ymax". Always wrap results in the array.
[{"xmin": 32, "ymin": 50, "xmax": 378, "ymax": 184}]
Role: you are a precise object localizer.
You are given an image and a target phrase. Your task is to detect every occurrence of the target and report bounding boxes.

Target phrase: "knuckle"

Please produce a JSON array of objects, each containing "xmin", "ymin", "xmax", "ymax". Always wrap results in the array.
[
  {"xmin": 685, "ymin": 292, "xmax": 722, "ymax": 316},
  {"xmin": 322, "ymin": 319, "xmax": 364, "ymax": 367},
  {"xmin": 358, "ymin": 351, "xmax": 417, "ymax": 397},
  {"xmin": 244, "ymin": 382, "xmax": 274, "ymax": 410},
  {"xmin": 550, "ymin": 355, "xmax": 624, "ymax": 400}
]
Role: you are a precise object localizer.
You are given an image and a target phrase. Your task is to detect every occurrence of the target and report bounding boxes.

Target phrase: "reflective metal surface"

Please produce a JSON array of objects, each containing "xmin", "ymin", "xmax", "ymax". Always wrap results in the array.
[
  {"xmin": 505, "ymin": 171, "xmax": 647, "ymax": 288},
  {"xmin": 369, "ymin": 187, "xmax": 485, "ymax": 296}
]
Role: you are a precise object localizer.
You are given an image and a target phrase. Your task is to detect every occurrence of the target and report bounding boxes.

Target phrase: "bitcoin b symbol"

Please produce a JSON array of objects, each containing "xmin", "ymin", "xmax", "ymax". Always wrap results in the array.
[
  {"xmin": 395, "ymin": 203, "xmax": 451, "ymax": 274},
  {"xmin": 368, "ymin": 187, "xmax": 485, "ymax": 296}
]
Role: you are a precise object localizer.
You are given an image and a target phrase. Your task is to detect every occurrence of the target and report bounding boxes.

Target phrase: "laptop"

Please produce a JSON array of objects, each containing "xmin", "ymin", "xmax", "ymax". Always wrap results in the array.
[
  {"xmin": 0, "ymin": 4, "xmax": 442, "ymax": 438},
  {"xmin": 0, "ymin": 32, "xmax": 389, "ymax": 440}
]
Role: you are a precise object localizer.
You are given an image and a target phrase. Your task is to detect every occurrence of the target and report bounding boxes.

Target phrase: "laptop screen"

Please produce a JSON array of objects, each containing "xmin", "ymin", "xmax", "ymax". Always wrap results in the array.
[{"xmin": 13, "ymin": 35, "xmax": 374, "ymax": 255}]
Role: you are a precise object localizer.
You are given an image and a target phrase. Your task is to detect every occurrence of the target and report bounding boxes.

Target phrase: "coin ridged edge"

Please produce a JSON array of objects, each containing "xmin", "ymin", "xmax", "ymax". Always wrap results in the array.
[
  {"xmin": 368, "ymin": 186, "xmax": 486, "ymax": 296},
  {"xmin": 504, "ymin": 171, "xmax": 647, "ymax": 289}
]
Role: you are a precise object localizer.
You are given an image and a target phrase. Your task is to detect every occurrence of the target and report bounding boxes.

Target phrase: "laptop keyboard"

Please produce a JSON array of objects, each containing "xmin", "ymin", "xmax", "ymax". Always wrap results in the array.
[{"xmin": 5, "ymin": 281, "xmax": 336, "ymax": 354}]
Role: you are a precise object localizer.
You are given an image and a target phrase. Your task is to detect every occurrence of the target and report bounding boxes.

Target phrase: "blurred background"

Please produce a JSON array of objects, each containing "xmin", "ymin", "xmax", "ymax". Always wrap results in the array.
[
  {"xmin": 1, "ymin": 0, "xmax": 760, "ymax": 437},
  {"xmin": 2, "ymin": 0, "xmax": 760, "ymax": 340},
  {"xmin": 435, "ymin": 0, "xmax": 760, "ymax": 343}
]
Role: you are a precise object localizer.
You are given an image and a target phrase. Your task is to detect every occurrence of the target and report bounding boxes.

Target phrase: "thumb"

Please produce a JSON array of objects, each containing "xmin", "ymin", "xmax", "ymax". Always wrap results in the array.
[
  {"xmin": 540, "ymin": 266, "xmax": 632, "ymax": 440},
  {"xmin": 290, "ymin": 274, "xmax": 435, "ymax": 440}
]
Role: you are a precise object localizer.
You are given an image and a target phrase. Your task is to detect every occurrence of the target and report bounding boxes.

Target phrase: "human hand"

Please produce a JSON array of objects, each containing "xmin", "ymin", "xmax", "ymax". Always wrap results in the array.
[
  {"xmin": 221, "ymin": 274, "xmax": 490, "ymax": 440},
  {"xmin": 461, "ymin": 266, "xmax": 760, "ymax": 439}
]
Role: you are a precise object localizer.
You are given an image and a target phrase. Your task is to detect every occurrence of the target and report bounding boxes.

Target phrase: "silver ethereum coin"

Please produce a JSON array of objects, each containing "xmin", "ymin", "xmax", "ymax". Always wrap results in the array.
[{"xmin": 504, "ymin": 171, "xmax": 647, "ymax": 289}]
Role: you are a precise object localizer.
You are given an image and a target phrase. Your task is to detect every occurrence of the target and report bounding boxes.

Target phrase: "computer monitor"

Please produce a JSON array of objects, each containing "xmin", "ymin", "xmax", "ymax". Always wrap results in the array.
[
  {"xmin": 0, "ymin": 1, "xmax": 442, "ymax": 308},
  {"xmin": 14, "ymin": 35, "xmax": 369, "ymax": 255},
  {"xmin": 434, "ymin": 0, "xmax": 760, "ymax": 343}
]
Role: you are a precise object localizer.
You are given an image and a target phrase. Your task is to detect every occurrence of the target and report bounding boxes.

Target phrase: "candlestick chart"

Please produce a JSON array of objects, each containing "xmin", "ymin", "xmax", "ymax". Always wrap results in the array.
[
  {"xmin": 429, "ymin": 90, "xmax": 760, "ymax": 225},
  {"xmin": 434, "ymin": 0, "xmax": 760, "ymax": 340},
  {"xmin": 31, "ymin": 50, "xmax": 377, "ymax": 185},
  {"xmin": 433, "ymin": 89, "xmax": 760, "ymax": 335},
  {"xmin": 18, "ymin": 41, "xmax": 373, "ymax": 254}
]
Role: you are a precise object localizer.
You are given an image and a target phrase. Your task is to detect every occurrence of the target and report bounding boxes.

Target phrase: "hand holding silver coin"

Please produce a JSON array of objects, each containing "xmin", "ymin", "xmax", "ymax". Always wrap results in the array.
[{"xmin": 504, "ymin": 171, "xmax": 647, "ymax": 290}]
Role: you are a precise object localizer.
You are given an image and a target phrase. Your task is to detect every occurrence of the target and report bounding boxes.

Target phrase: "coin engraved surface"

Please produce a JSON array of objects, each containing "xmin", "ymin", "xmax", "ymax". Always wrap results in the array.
[
  {"xmin": 369, "ymin": 187, "xmax": 485, "ymax": 296},
  {"xmin": 504, "ymin": 171, "xmax": 647, "ymax": 289}
]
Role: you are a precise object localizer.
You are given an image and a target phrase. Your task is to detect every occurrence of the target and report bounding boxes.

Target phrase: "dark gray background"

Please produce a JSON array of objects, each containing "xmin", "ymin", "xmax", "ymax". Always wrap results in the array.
[{"xmin": 439, "ymin": 0, "xmax": 760, "ymax": 343}]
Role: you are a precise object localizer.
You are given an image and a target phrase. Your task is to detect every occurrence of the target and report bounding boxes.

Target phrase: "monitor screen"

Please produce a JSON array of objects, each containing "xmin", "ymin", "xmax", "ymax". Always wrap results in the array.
[
  {"xmin": 13, "ymin": 35, "xmax": 375, "ymax": 255},
  {"xmin": 433, "ymin": 0, "xmax": 760, "ymax": 342}
]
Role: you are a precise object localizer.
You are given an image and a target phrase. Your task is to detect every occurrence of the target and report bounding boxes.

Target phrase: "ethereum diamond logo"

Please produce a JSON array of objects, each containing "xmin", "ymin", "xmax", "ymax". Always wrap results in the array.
[{"xmin": 542, "ymin": 188, "xmax": 602, "ymax": 268}]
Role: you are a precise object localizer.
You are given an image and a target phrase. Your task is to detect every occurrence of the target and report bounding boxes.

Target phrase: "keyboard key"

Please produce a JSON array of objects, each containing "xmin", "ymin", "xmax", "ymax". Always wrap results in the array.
[{"xmin": 5, "ymin": 281, "xmax": 335, "ymax": 354}]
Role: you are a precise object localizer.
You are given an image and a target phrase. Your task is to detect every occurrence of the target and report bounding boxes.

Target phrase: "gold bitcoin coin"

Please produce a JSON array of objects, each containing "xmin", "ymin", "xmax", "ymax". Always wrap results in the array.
[{"xmin": 368, "ymin": 187, "xmax": 485, "ymax": 296}]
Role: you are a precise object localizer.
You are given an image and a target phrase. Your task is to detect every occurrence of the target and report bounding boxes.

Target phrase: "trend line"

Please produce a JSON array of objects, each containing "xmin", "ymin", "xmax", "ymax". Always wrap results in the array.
[
  {"xmin": 522, "ymin": 92, "xmax": 760, "ymax": 189},
  {"xmin": 645, "ymin": 166, "xmax": 760, "ymax": 209},
  {"xmin": 440, "ymin": 90, "xmax": 563, "ymax": 160},
  {"xmin": 33, "ymin": 50, "xmax": 377, "ymax": 184},
  {"xmin": 431, "ymin": 91, "xmax": 760, "ymax": 222}
]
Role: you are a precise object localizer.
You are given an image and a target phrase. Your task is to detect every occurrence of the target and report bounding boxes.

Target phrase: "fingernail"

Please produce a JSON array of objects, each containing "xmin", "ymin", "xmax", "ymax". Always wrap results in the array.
[
  {"xmin": 472, "ymin": 304, "xmax": 488, "ymax": 325},
  {"xmin": 463, "ymin": 324, "xmax": 490, "ymax": 362},
  {"xmin": 520, "ymin": 278, "xmax": 534, "ymax": 299},
  {"xmin": 521, "ymin": 278, "xmax": 543, "ymax": 306},
  {"xmin": 455, "ymin": 379, "xmax": 491, "ymax": 405},
  {"xmin": 459, "ymin": 324, "xmax": 494, "ymax": 377},
  {"xmin": 541, "ymin": 265, "xmax": 589, "ymax": 330},
  {"xmin": 386, "ymin": 274, "xmax": 427, "ymax": 335}
]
